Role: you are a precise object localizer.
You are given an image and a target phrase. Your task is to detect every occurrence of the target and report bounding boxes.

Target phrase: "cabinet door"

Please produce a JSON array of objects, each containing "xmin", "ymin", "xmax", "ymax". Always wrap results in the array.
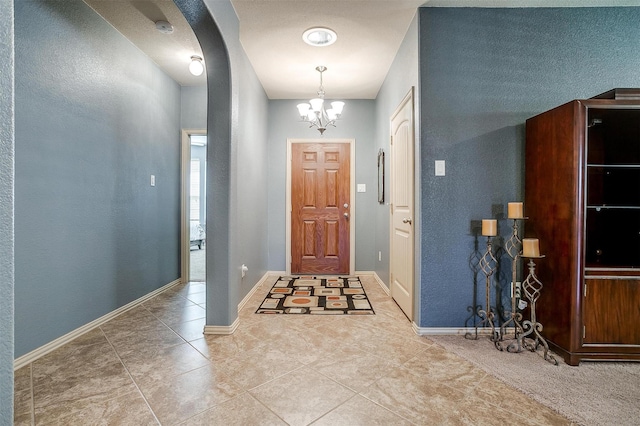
[{"xmin": 583, "ymin": 278, "xmax": 640, "ymax": 345}]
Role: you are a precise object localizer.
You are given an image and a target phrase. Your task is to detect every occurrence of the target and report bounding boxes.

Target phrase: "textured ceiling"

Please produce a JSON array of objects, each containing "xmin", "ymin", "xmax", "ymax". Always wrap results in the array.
[
  {"xmin": 84, "ymin": 0, "xmax": 204, "ymax": 87},
  {"xmin": 84, "ymin": 0, "xmax": 640, "ymax": 99},
  {"xmin": 231, "ymin": 0, "xmax": 426, "ymax": 99}
]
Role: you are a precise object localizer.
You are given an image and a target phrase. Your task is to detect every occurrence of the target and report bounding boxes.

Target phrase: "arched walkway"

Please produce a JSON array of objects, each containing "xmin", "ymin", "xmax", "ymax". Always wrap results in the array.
[{"xmin": 174, "ymin": 0, "xmax": 234, "ymax": 327}]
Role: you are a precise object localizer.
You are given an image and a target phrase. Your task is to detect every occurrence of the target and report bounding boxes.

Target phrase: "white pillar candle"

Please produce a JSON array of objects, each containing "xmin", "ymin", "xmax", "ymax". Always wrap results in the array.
[
  {"xmin": 522, "ymin": 238, "xmax": 540, "ymax": 257},
  {"xmin": 508, "ymin": 202, "xmax": 523, "ymax": 219},
  {"xmin": 481, "ymin": 219, "xmax": 497, "ymax": 236}
]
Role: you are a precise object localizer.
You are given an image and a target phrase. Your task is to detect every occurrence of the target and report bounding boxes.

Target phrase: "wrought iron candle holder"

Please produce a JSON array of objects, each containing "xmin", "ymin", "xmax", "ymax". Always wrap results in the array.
[
  {"xmin": 464, "ymin": 229, "xmax": 484, "ymax": 341},
  {"xmin": 477, "ymin": 226, "xmax": 499, "ymax": 343},
  {"xmin": 520, "ymin": 250, "xmax": 558, "ymax": 365},
  {"xmin": 496, "ymin": 217, "xmax": 526, "ymax": 352}
]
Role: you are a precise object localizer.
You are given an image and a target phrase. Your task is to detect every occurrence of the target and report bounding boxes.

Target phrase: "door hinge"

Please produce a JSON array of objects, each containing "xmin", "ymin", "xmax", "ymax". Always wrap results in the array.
[
  {"xmin": 583, "ymin": 325, "xmax": 586, "ymax": 339},
  {"xmin": 390, "ymin": 135, "xmax": 394, "ymax": 145},
  {"xmin": 584, "ymin": 283, "xmax": 587, "ymax": 298}
]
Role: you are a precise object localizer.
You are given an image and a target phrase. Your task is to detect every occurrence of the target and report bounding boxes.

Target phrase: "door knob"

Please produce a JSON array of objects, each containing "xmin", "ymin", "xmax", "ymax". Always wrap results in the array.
[
  {"xmin": 344, "ymin": 212, "xmax": 349, "ymax": 218},
  {"xmin": 343, "ymin": 203, "xmax": 349, "ymax": 209},
  {"xmin": 402, "ymin": 217, "xmax": 412, "ymax": 224}
]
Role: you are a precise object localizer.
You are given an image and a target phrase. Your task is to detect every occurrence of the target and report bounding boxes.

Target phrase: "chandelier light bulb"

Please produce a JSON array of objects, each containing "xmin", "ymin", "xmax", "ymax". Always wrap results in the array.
[
  {"xmin": 189, "ymin": 56, "xmax": 204, "ymax": 76},
  {"xmin": 309, "ymin": 98, "xmax": 324, "ymax": 112},
  {"xmin": 297, "ymin": 103, "xmax": 311, "ymax": 119}
]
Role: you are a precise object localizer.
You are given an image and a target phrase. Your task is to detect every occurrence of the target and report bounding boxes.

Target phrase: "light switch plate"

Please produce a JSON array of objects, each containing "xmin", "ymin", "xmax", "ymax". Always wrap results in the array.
[
  {"xmin": 150, "ymin": 175, "xmax": 156, "ymax": 186},
  {"xmin": 357, "ymin": 184, "xmax": 366, "ymax": 192},
  {"xmin": 435, "ymin": 160, "xmax": 445, "ymax": 176}
]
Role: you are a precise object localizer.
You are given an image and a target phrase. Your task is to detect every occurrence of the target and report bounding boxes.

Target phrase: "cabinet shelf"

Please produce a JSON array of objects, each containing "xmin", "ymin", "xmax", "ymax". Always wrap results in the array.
[
  {"xmin": 587, "ymin": 205, "xmax": 640, "ymax": 210},
  {"xmin": 587, "ymin": 164, "xmax": 640, "ymax": 168}
]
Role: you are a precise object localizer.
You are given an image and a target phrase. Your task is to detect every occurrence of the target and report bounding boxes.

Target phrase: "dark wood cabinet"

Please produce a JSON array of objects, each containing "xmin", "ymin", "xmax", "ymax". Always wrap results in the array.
[{"xmin": 525, "ymin": 89, "xmax": 640, "ymax": 366}]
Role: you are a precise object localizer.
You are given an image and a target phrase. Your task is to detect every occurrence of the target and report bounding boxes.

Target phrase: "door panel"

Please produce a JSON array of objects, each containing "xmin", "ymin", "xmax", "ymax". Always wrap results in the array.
[
  {"xmin": 291, "ymin": 143, "xmax": 350, "ymax": 274},
  {"xmin": 583, "ymin": 278, "xmax": 640, "ymax": 345},
  {"xmin": 390, "ymin": 89, "xmax": 415, "ymax": 320}
]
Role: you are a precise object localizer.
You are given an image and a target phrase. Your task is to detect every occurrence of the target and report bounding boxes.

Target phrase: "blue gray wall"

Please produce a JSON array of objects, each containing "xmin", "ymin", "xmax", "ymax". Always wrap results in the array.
[
  {"xmin": 418, "ymin": 7, "xmax": 640, "ymax": 327},
  {"xmin": 14, "ymin": 0, "xmax": 182, "ymax": 357},
  {"xmin": 267, "ymin": 100, "xmax": 377, "ymax": 272},
  {"xmin": 374, "ymin": 13, "xmax": 420, "ymax": 307},
  {"xmin": 177, "ymin": 0, "xmax": 270, "ymax": 326},
  {"xmin": 181, "ymin": 85, "xmax": 207, "ymax": 130},
  {"xmin": 0, "ymin": 0, "xmax": 15, "ymax": 420},
  {"xmin": 204, "ymin": 0, "xmax": 269, "ymax": 319}
]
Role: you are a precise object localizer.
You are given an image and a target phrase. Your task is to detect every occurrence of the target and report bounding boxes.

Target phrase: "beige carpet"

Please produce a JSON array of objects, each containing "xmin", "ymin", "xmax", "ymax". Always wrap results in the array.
[
  {"xmin": 189, "ymin": 247, "xmax": 205, "ymax": 282},
  {"xmin": 429, "ymin": 335, "xmax": 640, "ymax": 426}
]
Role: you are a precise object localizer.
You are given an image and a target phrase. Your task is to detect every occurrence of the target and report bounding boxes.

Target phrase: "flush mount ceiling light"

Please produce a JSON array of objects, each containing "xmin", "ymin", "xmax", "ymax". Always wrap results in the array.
[
  {"xmin": 155, "ymin": 20, "xmax": 174, "ymax": 34},
  {"xmin": 302, "ymin": 27, "xmax": 337, "ymax": 47},
  {"xmin": 189, "ymin": 55, "xmax": 204, "ymax": 76},
  {"xmin": 296, "ymin": 66, "xmax": 345, "ymax": 135}
]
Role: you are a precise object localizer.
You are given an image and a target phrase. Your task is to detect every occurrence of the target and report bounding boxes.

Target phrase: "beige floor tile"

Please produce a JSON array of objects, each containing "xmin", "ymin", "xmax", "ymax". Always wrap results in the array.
[
  {"xmin": 189, "ymin": 332, "xmax": 263, "ymax": 363},
  {"xmin": 184, "ymin": 291, "xmax": 206, "ymax": 306},
  {"xmin": 354, "ymin": 327, "xmax": 433, "ymax": 365},
  {"xmin": 361, "ymin": 364, "xmax": 467, "ymax": 424},
  {"xmin": 138, "ymin": 363, "xmax": 243, "ymax": 425},
  {"xmin": 143, "ymin": 291, "xmax": 198, "ymax": 311},
  {"xmin": 13, "ymin": 366, "xmax": 32, "ymax": 423},
  {"xmin": 47, "ymin": 390, "xmax": 158, "ymax": 425},
  {"xmin": 311, "ymin": 394, "xmax": 414, "ymax": 425},
  {"xmin": 170, "ymin": 316, "xmax": 206, "ymax": 342},
  {"xmin": 311, "ymin": 347, "xmax": 400, "ymax": 393},
  {"xmin": 180, "ymin": 392, "xmax": 286, "ymax": 425},
  {"xmin": 102, "ymin": 318, "xmax": 186, "ymax": 358},
  {"xmin": 32, "ymin": 333, "xmax": 121, "ymax": 387},
  {"xmin": 250, "ymin": 367, "xmax": 356, "ymax": 426},
  {"xmin": 13, "ymin": 412, "xmax": 32, "ymax": 426},
  {"xmin": 147, "ymin": 302, "xmax": 206, "ymax": 328},
  {"xmin": 120, "ymin": 341, "xmax": 210, "ymax": 385},
  {"xmin": 100, "ymin": 306, "xmax": 163, "ymax": 335},
  {"xmin": 15, "ymin": 277, "xmax": 574, "ymax": 425},
  {"xmin": 218, "ymin": 344, "xmax": 307, "ymax": 389},
  {"xmin": 401, "ymin": 344, "xmax": 488, "ymax": 392},
  {"xmin": 164, "ymin": 281, "xmax": 206, "ymax": 298},
  {"xmin": 33, "ymin": 360, "xmax": 137, "ymax": 424}
]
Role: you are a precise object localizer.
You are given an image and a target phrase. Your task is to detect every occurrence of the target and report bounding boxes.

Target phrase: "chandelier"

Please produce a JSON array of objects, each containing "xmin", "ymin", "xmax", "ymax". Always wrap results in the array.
[{"xmin": 296, "ymin": 66, "xmax": 345, "ymax": 135}]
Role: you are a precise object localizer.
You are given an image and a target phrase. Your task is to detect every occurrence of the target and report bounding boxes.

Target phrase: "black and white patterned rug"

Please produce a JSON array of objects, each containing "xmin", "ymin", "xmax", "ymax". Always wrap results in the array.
[{"xmin": 256, "ymin": 276, "xmax": 375, "ymax": 315}]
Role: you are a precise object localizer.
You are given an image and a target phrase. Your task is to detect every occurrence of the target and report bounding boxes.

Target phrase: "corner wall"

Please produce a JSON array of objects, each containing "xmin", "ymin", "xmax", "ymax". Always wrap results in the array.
[
  {"xmin": 374, "ymin": 12, "xmax": 420, "ymax": 309},
  {"xmin": 177, "ymin": 0, "xmax": 270, "ymax": 327},
  {"xmin": 203, "ymin": 0, "xmax": 270, "ymax": 317},
  {"xmin": 0, "ymin": 0, "xmax": 15, "ymax": 419},
  {"xmin": 419, "ymin": 7, "xmax": 640, "ymax": 327}
]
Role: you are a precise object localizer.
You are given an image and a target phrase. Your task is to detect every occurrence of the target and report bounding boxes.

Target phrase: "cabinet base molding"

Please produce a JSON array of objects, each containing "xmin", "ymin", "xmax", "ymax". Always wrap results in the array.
[{"xmin": 549, "ymin": 341, "xmax": 640, "ymax": 366}]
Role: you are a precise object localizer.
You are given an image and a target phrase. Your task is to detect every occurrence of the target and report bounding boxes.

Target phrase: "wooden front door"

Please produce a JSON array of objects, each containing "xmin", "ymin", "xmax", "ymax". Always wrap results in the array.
[
  {"xmin": 291, "ymin": 142, "xmax": 350, "ymax": 274},
  {"xmin": 390, "ymin": 89, "xmax": 415, "ymax": 320}
]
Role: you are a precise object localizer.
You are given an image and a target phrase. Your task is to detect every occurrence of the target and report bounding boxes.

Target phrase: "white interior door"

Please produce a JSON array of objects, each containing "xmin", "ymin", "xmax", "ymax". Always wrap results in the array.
[{"xmin": 390, "ymin": 89, "xmax": 415, "ymax": 320}]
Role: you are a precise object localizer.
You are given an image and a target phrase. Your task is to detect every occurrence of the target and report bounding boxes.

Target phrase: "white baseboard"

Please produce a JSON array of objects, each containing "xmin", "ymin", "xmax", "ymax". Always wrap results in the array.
[
  {"xmin": 203, "ymin": 317, "xmax": 239, "ymax": 335},
  {"xmin": 205, "ymin": 271, "xmax": 277, "ymax": 335},
  {"xmin": 237, "ymin": 271, "xmax": 274, "ymax": 312},
  {"xmin": 14, "ymin": 278, "xmax": 182, "ymax": 370},
  {"xmin": 371, "ymin": 271, "xmax": 390, "ymax": 295}
]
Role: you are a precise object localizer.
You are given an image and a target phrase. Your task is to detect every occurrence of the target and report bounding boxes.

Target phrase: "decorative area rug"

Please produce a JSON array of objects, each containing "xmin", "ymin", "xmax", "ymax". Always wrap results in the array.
[{"xmin": 256, "ymin": 276, "xmax": 375, "ymax": 315}]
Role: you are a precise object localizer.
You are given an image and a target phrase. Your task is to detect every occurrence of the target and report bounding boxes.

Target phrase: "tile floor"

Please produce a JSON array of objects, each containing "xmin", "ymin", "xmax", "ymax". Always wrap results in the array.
[{"xmin": 13, "ymin": 275, "xmax": 573, "ymax": 425}]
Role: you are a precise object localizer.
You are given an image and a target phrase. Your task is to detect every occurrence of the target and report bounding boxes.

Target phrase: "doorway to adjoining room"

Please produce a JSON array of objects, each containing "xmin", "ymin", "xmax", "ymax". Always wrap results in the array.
[{"xmin": 188, "ymin": 134, "xmax": 206, "ymax": 282}]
